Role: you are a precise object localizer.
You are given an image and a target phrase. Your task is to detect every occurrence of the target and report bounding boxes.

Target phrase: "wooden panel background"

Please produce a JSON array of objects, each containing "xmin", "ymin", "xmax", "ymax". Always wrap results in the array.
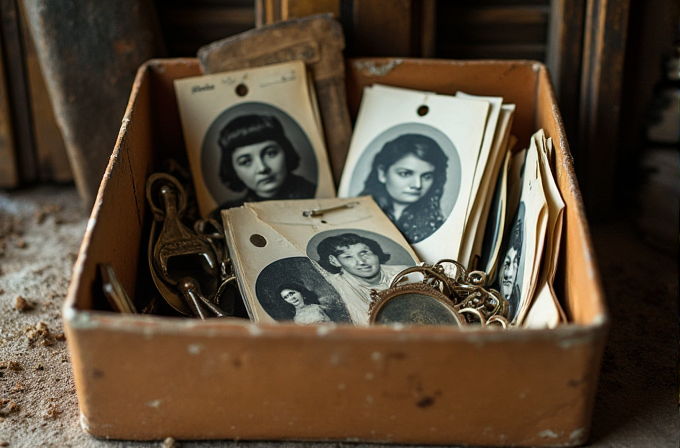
[
  {"xmin": 155, "ymin": 0, "xmax": 256, "ymax": 57},
  {"xmin": 0, "ymin": 0, "xmax": 35, "ymax": 186},
  {"xmin": 0, "ymin": 42, "xmax": 18, "ymax": 188},
  {"xmin": 19, "ymin": 2, "xmax": 72, "ymax": 183},
  {"xmin": 4, "ymin": 0, "xmax": 674, "ymax": 220},
  {"xmin": 577, "ymin": 0, "xmax": 631, "ymax": 219},
  {"xmin": 436, "ymin": 0, "xmax": 552, "ymax": 61}
]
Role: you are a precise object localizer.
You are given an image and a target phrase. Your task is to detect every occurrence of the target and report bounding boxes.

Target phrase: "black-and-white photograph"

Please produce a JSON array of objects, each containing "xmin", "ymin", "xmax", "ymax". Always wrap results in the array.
[
  {"xmin": 254, "ymin": 257, "xmax": 352, "ymax": 325},
  {"xmin": 221, "ymin": 197, "xmax": 421, "ymax": 325},
  {"xmin": 307, "ymin": 229, "xmax": 417, "ymax": 325},
  {"xmin": 337, "ymin": 84, "xmax": 490, "ymax": 262},
  {"xmin": 174, "ymin": 60, "xmax": 335, "ymax": 218},
  {"xmin": 496, "ymin": 201, "xmax": 525, "ymax": 322},
  {"xmin": 346, "ymin": 124, "xmax": 461, "ymax": 244},
  {"xmin": 201, "ymin": 103, "xmax": 318, "ymax": 218}
]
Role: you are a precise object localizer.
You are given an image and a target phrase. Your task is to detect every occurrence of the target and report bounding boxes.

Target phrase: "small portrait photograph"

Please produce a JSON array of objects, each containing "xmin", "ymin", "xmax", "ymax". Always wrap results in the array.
[
  {"xmin": 201, "ymin": 102, "xmax": 319, "ymax": 218},
  {"xmin": 496, "ymin": 201, "xmax": 526, "ymax": 322},
  {"xmin": 307, "ymin": 229, "xmax": 417, "ymax": 325},
  {"xmin": 255, "ymin": 257, "xmax": 352, "ymax": 325},
  {"xmin": 346, "ymin": 123, "xmax": 461, "ymax": 244}
]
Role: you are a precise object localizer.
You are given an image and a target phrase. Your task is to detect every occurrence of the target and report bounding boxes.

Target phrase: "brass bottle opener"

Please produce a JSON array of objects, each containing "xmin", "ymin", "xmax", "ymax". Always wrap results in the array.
[{"xmin": 146, "ymin": 173, "xmax": 231, "ymax": 318}]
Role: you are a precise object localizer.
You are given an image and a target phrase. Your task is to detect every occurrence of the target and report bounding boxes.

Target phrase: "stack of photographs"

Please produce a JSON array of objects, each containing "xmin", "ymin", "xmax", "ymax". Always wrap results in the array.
[
  {"xmin": 338, "ymin": 84, "xmax": 566, "ymax": 328},
  {"xmin": 221, "ymin": 197, "xmax": 419, "ymax": 326},
  {"xmin": 338, "ymin": 84, "xmax": 516, "ymax": 266},
  {"xmin": 172, "ymin": 61, "xmax": 567, "ymax": 329},
  {"xmin": 174, "ymin": 60, "xmax": 335, "ymax": 219},
  {"xmin": 519, "ymin": 130, "xmax": 566, "ymax": 328},
  {"xmin": 484, "ymin": 130, "xmax": 566, "ymax": 328}
]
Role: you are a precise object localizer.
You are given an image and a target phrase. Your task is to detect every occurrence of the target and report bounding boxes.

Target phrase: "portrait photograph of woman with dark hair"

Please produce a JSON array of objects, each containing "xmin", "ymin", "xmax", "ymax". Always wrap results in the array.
[
  {"xmin": 338, "ymin": 84, "xmax": 488, "ymax": 262},
  {"xmin": 497, "ymin": 201, "xmax": 525, "ymax": 322},
  {"xmin": 174, "ymin": 60, "xmax": 335, "ymax": 218},
  {"xmin": 275, "ymin": 282, "xmax": 331, "ymax": 325},
  {"xmin": 212, "ymin": 113, "xmax": 316, "ymax": 216},
  {"xmin": 253, "ymin": 257, "xmax": 352, "ymax": 325},
  {"xmin": 359, "ymin": 133, "xmax": 449, "ymax": 244}
]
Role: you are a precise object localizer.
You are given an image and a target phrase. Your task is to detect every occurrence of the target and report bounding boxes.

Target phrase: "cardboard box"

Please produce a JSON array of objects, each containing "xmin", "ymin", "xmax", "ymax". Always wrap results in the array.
[{"xmin": 64, "ymin": 58, "xmax": 608, "ymax": 446}]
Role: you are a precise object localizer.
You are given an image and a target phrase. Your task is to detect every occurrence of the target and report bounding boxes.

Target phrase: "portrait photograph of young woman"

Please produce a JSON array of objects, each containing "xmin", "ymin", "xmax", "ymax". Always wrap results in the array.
[
  {"xmin": 254, "ymin": 256, "xmax": 352, "ymax": 325},
  {"xmin": 495, "ymin": 201, "xmax": 526, "ymax": 322},
  {"xmin": 201, "ymin": 102, "xmax": 320, "ymax": 219},
  {"xmin": 343, "ymin": 123, "xmax": 462, "ymax": 245}
]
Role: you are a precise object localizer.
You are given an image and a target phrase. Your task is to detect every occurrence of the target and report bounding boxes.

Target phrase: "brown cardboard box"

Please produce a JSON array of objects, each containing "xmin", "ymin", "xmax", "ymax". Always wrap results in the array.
[{"xmin": 64, "ymin": 58, "xmax": 608, "ymax": 446}]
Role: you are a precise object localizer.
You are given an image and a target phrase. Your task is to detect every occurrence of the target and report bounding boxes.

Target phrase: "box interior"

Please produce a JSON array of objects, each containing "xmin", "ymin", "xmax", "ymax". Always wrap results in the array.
[
  {"xmin": 70, "ymin": 58, "xmax": 605, "ymax": 326},
  {"xmin": 63, "ymin": 58, "xmax": 608, "ymax": 445}
]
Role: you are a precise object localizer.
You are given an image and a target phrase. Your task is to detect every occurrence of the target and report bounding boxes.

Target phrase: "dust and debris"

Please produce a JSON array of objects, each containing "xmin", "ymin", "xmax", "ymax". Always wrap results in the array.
[
  {"xmin": 0, "ymin": 213, "xmax": 24, "ymax": 256},
  {"xmin": 0, "ymin": 187, "xmax": 150, "ymax": 445},
  {"xmin": 25, "ymin": 322, "xmax": 65, "ymax": 347},
  {"xmin": 570, "ymin": 428, "xmax": 586, "ymax": 441},
  {"xmin": 0, "ymin": 360, "xmax": 23, "ymax": 371},
  {"xmin": 44, "ymin": 292, "xmax": 61, "ymax": 308},
  {"xmin": 33, "ymin": 204, "xmax": 62, "ymax": 225},
  {"xmin": 162, "ymin": 436, "xmax": 179, "ymax": 447},
  {"xmin": 0, "ymin": 214, "xmax": 20, "ymax": 238},
  {"xmin": 538, "ymin": 429, "xmax": 560, "ymax": 439},
  {"xmin": 15, "ymin": 295, "xmax": 34, "ymax": 312},
  {"xmin": 10, "ymin": 381, "xmax": 25, "ymax": 394},
  {"xmin": 0, "ymin": 399, "xmax": 20, "ymax": 417},
  {"xmin": 353, "ymin": 59, "xmax": 403, "ymax": 77},
  {"xmin": 187, "ymin": 343, "xmax": 203, "ymax": 355},
  {"xmin": 43, "ymin": 404, "xmax": 61, "ymax": 420}
]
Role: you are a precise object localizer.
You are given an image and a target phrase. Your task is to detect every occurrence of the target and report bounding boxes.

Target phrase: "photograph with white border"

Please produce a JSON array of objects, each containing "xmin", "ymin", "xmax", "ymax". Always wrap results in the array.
[
  {"xmin": 174, "ymin": 60, "xmax": 335, "ymax": 218},
  {"xmin": 338, "ymin": 84, "xmax": 490, "ymax": 262},
  {"xmin": 222, "ymin": 196, "xmax": 420, "ymax": 325}
]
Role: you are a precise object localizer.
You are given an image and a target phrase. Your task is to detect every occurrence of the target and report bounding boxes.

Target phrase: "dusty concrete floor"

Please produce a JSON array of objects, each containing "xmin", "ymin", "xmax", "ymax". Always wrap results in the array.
[{"xmin": 0, "ymin": 184, "xmax": 677, "ymax": 447}]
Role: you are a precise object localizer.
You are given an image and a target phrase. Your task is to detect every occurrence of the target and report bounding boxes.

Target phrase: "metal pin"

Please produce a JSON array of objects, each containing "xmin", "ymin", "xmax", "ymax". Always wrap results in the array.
[
  {"xmin": 302, "ymin": 201, "xmax": 359, "ymax": 218},
  {"xmin": 100, "ymin": 264, "xmax": 137, "ymax": 314}
]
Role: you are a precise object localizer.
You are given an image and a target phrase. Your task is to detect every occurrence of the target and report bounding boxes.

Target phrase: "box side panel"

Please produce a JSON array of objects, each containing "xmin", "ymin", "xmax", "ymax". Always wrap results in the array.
[
  {"xmin": 534, "ymin": 68, "xmax": 608, "ymax": 444},
  {"xmin": 65, "ymin": 59, "xmax": 202, "ymax": 314},
  {"xmin": 65, "ymin": 63, "xmax": 154, "ymax": 313},
  {"xmin": 534, "ymin": 67, "xmax": 608, "ymax": 326},
  {"xmin": 69, "ymin": 320, "xmax": 603, "ymax": 446},
  {"xmin": 346, "ymin": 58, "xmax": 539, "ymax": 149},
  {"xmin": 65, "ymin": 58, "xmax": 204, "ymax": 420},
  {"xmin": 64, "ymin": 61, "xmax": 155, "ymax": 426}
]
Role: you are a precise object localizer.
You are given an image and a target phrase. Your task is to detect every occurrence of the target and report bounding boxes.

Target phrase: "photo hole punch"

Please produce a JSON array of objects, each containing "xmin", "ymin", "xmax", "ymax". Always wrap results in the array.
[{"xmin": 236, "ymin": 83, "xmax": 248, "ymax": 96}]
